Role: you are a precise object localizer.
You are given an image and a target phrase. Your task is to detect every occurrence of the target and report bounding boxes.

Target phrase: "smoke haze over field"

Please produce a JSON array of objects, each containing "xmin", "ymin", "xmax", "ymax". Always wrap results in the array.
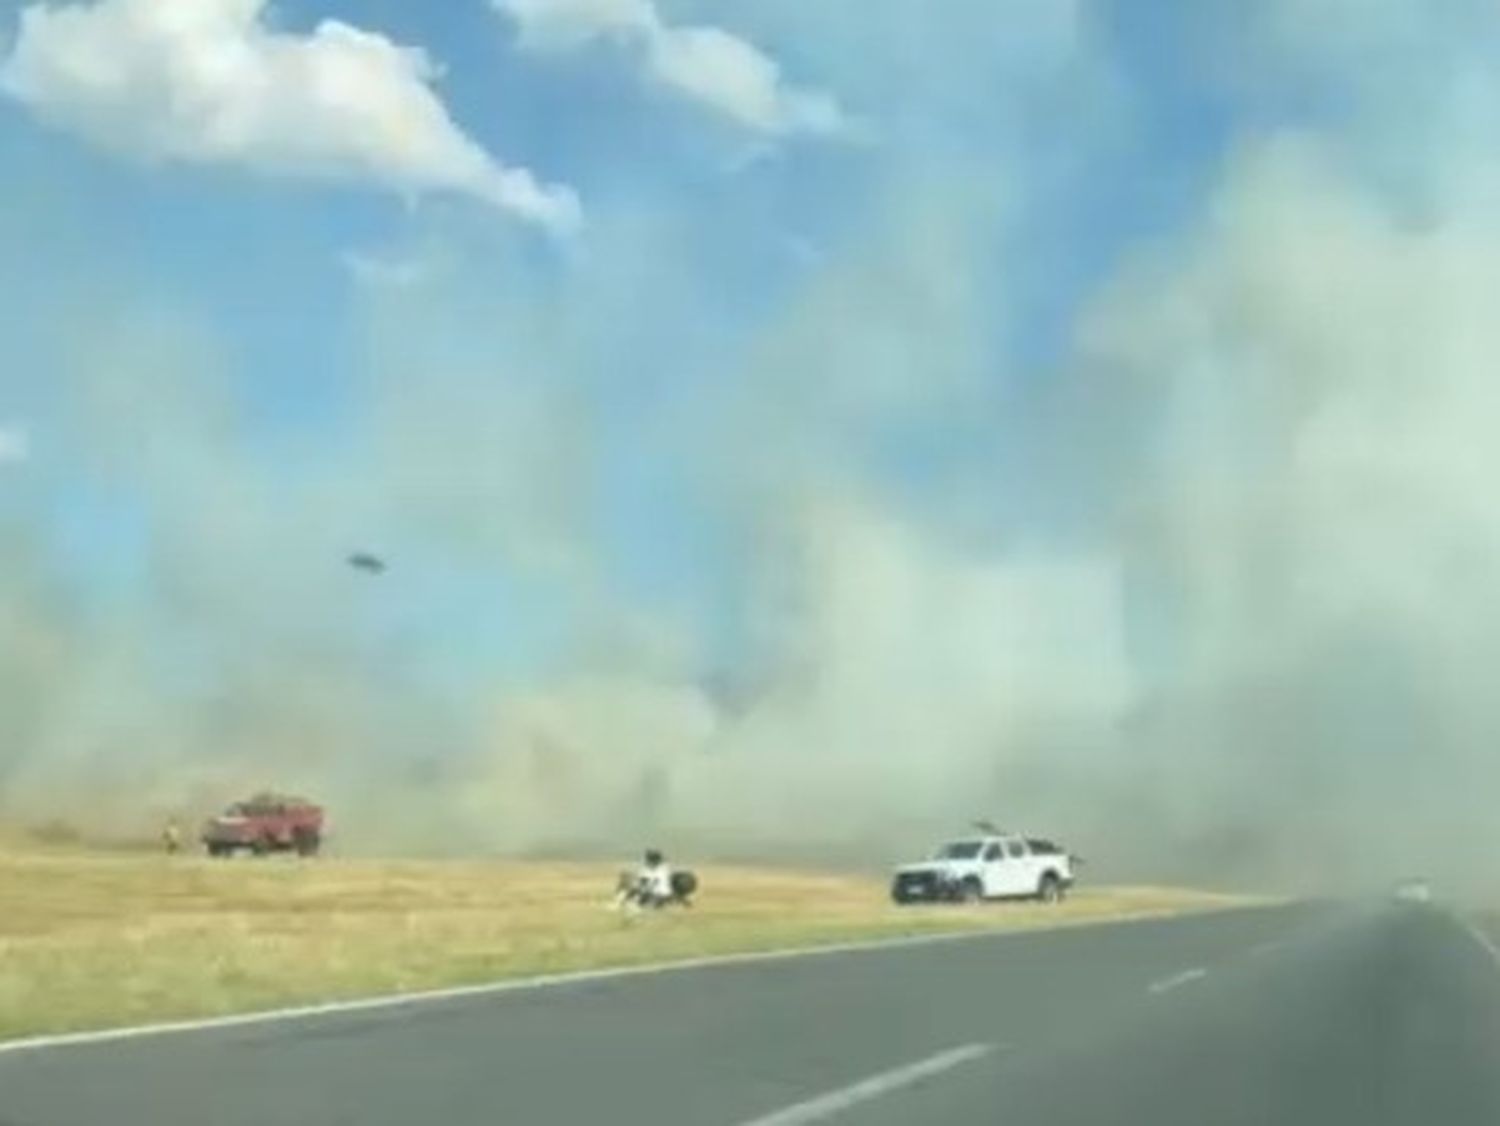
[{"xmin": 3, "ymin": 1, "xmax": 1500, "ymax": 892}]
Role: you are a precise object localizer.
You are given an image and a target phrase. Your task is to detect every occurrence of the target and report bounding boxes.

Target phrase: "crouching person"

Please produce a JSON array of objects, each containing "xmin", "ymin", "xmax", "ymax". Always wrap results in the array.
[
  {"xmin": 614, "ymin": 848, "xmax": 701, "ymax": 911},
  {"xmin": 616, "ymin": 848, "xmax": 673, "ymax": 911}
]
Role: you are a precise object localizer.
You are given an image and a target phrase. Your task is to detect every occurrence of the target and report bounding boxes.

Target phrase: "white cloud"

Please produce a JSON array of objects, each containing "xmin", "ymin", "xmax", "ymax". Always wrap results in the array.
[
  {"xmin": 0, "ymin": 423, "xmax": 29, "ymax": 465},
  {"xmin": 494, "ymin": 0, "xmax": 849, "ymax": 138},
  {"xmin": 0, "ymin": 0, "xmax": 580, "ymax": 231},
  {"xmin": 501, "ymin": 0, "xmax": 655, "ymax": 51}
]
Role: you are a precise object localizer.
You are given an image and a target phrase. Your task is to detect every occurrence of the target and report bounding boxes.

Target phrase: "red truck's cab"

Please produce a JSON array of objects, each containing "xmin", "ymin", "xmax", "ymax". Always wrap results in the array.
[{"xmin": 202, "ymin": 793, "xmax": 324, "ymax": 857}]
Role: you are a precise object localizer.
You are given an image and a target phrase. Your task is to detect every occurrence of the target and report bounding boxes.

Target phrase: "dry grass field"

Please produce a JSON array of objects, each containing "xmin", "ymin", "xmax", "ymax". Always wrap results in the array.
[{"xmin": 0, "ymin": 847, "xmax": 1252, "ymax": 1041}]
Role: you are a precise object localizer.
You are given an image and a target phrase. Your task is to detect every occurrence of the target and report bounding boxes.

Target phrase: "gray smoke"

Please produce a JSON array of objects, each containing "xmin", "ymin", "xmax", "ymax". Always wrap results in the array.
[{"xmin": 3, "ymin": 1, "xmax": 1499, "ymax": 895}]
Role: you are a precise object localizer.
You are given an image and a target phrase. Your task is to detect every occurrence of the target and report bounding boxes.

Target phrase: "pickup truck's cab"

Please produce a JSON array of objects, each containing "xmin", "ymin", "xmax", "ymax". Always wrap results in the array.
[{"xmin": 891, "ymin": 835, "xmax": 1075, "ymax": 905}]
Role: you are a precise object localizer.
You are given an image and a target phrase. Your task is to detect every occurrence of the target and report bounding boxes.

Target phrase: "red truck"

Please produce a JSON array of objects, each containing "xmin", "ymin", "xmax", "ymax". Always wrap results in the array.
[{"xmin": 201, "ymin": 793, "xmax": 324, "ymax": 857}]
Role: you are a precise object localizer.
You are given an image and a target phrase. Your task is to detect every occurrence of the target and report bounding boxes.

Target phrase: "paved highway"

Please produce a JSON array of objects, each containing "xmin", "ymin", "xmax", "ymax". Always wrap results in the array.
[{"xmin": 3, "ymin": 901, "xmax": 1498, "ymax": 1125}]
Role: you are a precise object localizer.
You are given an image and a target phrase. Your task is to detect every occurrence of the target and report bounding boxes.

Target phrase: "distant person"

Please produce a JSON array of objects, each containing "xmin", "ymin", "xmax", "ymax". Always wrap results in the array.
[
  {"xmin": 162, "ymin": 820, "xmax": 182, "ymax": 856},
  {"xmin": 616, "ymin": 848, "xmax": 673, "ymax": 911},
  {"xmin": 640, "ymin": 848, "xmax": 673, "ymax": 904}
]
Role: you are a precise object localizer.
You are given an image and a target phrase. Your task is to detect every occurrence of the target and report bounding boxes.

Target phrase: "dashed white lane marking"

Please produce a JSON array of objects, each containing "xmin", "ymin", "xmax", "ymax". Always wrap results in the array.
[
  {"xmin": 735, "ymin": 1043, "xmax": 998, "ymax": 1126},
  {"xmin": 1148, "ymin": 967, "xmax": 1208, "ymax": 995}
]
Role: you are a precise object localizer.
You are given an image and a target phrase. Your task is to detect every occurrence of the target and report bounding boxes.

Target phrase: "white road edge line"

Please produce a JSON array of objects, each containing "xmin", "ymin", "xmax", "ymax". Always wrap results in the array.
[
  {"xmin": 1453, "ymin": 914, "xmax": 1500, "ymax": 967},
  {"xmin": 735, "ymin": 1043, "xmax": 997, "ymax": 1126},
  {"xmin": 0, "ymin": 903, "xmax": 1271, "ymax": 1058},
  {"xmin": 1250, "ymin": 939, "xmax": 1288, "ymax": 957},
  {"xmin": 1148, "ymin": 967, "xmax": 1208, "ymax": 994},
  {"xmin": 0, "ymin": 932, "xmax": 987, "ymax": 1058}
]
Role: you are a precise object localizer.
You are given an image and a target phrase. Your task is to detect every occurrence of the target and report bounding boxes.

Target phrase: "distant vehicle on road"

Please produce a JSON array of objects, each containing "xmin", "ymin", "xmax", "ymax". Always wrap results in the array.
[
  {"xmin": 891, "ymin": 832, "xmax": 1076, "ymax": 905},
  {"xmin": 202, "ymin": 793, "xmax": 324, "ymax": 858},
  {"xmin": 1393, "ymin": 878, "xmax": 1431, "ymax": 903}
]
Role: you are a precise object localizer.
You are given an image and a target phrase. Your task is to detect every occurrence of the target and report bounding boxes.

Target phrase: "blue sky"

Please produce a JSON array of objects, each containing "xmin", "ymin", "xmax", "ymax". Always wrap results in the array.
[
  {"xmin": 0, "ymin": 0, "xmax": 1248, "ymax": 683},
  {"xmin": 1, "ymin": 0, "xmax": 1446, "ymax": 691}
]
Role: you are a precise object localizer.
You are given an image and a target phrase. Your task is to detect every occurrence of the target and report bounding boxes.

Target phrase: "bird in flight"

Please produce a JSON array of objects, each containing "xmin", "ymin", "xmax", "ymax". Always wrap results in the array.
[{"xmin": 347, "ymin": 552, "xmax": 387, "ymax": 575}]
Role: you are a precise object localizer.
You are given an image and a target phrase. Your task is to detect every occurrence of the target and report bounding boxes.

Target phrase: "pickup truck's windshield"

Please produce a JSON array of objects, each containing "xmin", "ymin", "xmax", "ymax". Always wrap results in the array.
[{"xmin": 935, "ymin": 842, "xmax": 984, "ymax": 860}]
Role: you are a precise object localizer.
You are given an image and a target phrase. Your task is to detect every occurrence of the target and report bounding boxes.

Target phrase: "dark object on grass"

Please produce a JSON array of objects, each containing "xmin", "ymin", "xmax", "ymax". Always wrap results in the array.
[{"xmin": 669, "ymin": 869, "xmax": 698, "ymax": 905}]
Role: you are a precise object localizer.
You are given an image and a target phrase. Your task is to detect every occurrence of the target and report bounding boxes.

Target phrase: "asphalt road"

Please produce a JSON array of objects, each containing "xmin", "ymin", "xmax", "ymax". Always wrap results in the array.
[{"xmin": 3, "ymin": 900, "xmax": 1499, "ymax": 1126}]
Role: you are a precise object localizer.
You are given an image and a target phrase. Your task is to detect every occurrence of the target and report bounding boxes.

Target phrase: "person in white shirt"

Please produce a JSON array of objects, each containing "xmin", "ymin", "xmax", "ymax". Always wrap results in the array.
[
  {"xmin": 616, "ymin": 848, "xmax": 673, "ymax": 910},
  {"xmin": 637, "ymin": 848, "xmax": 673, "ymax": 905}
]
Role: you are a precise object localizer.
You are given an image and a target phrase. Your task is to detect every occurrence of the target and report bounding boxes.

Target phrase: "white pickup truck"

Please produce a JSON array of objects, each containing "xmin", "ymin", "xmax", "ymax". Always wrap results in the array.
[{"xmin": 890, "ymin": 834, "xmax": 1077, "ymax": 905}]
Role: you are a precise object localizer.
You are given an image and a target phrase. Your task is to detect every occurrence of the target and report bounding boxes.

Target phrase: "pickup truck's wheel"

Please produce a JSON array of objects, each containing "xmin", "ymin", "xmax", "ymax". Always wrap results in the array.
[
  {"xmin": 1037, "ymin": 873, "xmax": 1063, "ymax": 903},
  {"xmin": 293, "ymin": 829, "xmax": 321, "ymax": 858},
  {"xmin": 206, "ymin": 842, "xmax": 228, "ymax": 858},
  {"xmin": 959, "ymin": 877, "xmax": 984, "ymax": 904}
]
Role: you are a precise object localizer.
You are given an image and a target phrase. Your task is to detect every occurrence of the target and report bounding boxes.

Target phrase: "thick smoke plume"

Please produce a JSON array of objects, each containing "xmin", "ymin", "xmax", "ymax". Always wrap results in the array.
[{"xmin": 4, "ymin": 1, "xmax": 1500, "ymax": 893}]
